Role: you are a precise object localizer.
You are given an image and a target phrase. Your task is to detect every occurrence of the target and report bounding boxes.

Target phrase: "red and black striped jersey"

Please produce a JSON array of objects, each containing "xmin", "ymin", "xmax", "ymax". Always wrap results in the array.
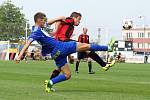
[
  {"xmin": 78, "ymin": 34, "xmax": 89, "ymax": 44},
  {"xmin": 54, "ymin": 17, "xmax": 74, "ymax": 41}
]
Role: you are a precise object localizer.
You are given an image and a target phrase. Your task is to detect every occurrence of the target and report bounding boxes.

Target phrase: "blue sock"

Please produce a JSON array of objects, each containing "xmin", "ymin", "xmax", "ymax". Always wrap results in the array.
[
  {"xmin": 90, "ymin": 44, "xmax": 108, "ymax": 51},
  {"xmin": 51, "ymin": 74, "xmax": 67, "ymax": 84}
]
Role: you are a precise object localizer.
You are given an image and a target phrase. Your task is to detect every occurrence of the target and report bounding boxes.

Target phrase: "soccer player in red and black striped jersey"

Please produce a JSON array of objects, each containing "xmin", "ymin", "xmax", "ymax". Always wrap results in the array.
[
  {"xmin": 50, "ymin": 12, "xmax": 115, "ymax": 79},
  {"xmin": 53, "ymin": 12, "xmax": 80, "ymax": 63},
  {"xmin": 76, "ymin": 27, "xmax": 95, "ymax": 74},
  {"xmin": 50, "ymin": 12, "xmax": 81, "ymax": 79}
]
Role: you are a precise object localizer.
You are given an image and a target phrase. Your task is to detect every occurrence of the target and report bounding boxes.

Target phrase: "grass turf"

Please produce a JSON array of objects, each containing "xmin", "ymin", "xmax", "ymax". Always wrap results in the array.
[{"xmin": 0, "ymin": 60, "xmax": 150, "ymax": 100}]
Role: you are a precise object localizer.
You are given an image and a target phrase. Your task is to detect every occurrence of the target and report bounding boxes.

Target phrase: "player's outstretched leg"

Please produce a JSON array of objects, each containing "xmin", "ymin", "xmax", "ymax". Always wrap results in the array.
[
  {"xmin": 87, "ymin": 51, "xmax": 115, "ymax": 71},
  {"xmin": 76, "ymin": 42, "xmax": 109, "ymax": 52},
  {"xmin": 76, "ymin": 38, "xmax": 115, "ymax": 52},
  {"xmin": 87, "ymin": 51, "xmax": 106, "ymax": 65},
  {"xmin": 76, "ymin": 39, "xmax": 116, "ymax": 71}
]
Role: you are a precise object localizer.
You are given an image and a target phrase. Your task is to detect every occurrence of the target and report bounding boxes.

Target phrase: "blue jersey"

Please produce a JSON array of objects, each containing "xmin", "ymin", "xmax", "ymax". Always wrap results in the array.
[
  {"xmin": 28, "ymin": 26, "xmax": 59, "ymax": 56},
  {"xmin": 28, "ymin": 26, "xmax": 77, "ymax": 67}
]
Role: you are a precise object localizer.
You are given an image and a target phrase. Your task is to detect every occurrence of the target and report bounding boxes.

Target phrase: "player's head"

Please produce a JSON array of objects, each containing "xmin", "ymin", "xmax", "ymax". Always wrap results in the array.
[
  {"xmin": 70, "ymin": 12, "xmax": 82, "ymax": 26},
  {"xmin": 83, "ymin": 27, "xmax": 88, "ymax": 34},
  {"xmin": 34, "ymin": 12, "xmax": 47, "ymax": 28}
]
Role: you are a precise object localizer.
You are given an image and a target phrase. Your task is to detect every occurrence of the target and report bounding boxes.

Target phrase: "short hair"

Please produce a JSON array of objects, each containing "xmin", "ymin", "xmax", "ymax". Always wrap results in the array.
[
  {"xmin": 34, "ymin": 12, "xmax": 46, "ymax": 22},
  {"xmin": 70, "ymin": 12, "xmax": 82, "ymax": 18},
  {"xmin": 83, "ymin": 27, "xmax": 88, "ymax": 31}
]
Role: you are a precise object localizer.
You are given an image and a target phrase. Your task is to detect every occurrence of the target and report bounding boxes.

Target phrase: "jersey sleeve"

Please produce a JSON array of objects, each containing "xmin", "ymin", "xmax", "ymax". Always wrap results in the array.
[{"xmin": 28, "ymin": 31, "xmax": 40, "ymax": 42}]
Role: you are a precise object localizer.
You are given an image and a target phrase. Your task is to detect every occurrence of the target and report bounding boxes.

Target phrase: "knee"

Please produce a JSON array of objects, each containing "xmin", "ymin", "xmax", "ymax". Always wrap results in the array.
[
  {"xmin": 77, "ymin": 43, "xmax": 90, "ymax": 51},
  {"xmin": 64, "ymin": 72, "xmax": 71, "ymax": 80}
]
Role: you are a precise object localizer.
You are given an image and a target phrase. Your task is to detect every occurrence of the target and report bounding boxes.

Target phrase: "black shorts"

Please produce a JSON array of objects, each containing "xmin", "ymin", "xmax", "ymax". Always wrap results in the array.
[{"xmin": 77, "ymin": 52, "xmax": 87, "ymax": 60}]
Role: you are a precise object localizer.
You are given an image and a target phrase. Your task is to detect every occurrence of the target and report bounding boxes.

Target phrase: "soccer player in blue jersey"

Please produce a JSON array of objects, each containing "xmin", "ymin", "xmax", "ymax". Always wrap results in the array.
[{"xmin": 16, "ymin": 12, "xmax": 115, "ymax": 92}]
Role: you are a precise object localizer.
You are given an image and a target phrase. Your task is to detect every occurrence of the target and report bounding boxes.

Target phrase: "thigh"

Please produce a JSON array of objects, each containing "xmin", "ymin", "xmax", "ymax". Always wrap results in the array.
[
  {"xmin": 61, "ymin": 41, "xmax": 77, "ymax": 55},
  {"xmin": 55, "ymin": 57, "xmax": 67, "ymax": 68},
  {"xmin": 52, "ymin": 41, "xmax": 77, "ymax": 59},
  {"xmin": 76, "ymin": 42, "xmax": 90, "ymax": 52}
]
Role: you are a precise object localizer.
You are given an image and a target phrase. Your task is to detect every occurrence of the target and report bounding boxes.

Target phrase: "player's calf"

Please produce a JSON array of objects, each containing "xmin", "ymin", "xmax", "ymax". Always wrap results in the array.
[{"xmin": 50, "ymin": 69, "xmax": 61, "ymax": 79}]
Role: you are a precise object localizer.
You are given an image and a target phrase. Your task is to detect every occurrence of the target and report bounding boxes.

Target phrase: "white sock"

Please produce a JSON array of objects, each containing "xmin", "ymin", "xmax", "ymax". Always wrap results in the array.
[{"xmin": 49, "ymin": 80, "xmax": 53, "ymax": 85}]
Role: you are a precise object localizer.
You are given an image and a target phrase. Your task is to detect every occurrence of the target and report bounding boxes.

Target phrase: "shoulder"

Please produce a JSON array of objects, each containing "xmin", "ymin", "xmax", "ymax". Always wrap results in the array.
[
  {"xmin": 63, "ymin": 17, "xmax": 74, "ymax": 25},
  {"xmin": 79, "ymin": 34, "xmax": 83, "ymax": 37},
  {"xmin": 29, "ymin": 26, "xmax": 42, "ymax": 38},
  {"xmin": 32, "ymin": 26, "xmax": 41, "ymax": 33}
]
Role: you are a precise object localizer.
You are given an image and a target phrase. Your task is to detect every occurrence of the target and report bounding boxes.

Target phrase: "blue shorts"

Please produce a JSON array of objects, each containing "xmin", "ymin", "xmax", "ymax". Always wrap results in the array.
[
  {"xmin": 51, "ymin": 41, "xmax": 76, "ymax": 68},
  {"xmin": 77, "ymin": 52, "xmax": 87, "ymax": 60}
]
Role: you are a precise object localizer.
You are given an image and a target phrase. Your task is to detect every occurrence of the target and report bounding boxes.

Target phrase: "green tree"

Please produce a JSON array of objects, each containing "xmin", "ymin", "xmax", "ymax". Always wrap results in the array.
[{"xmin": 0, "ymin": 0, "xmax": 29, "ymax": 42}]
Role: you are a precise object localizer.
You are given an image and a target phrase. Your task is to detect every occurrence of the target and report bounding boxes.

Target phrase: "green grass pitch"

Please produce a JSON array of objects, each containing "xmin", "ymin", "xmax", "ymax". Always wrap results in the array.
[{"xmin": 0, "ymin": 60, "xmax": 150, "ymax": 100}]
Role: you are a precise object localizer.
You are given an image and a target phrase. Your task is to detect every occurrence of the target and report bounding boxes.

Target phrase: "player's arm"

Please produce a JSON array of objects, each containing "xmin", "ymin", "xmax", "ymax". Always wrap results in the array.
[
  {"xmin": 16, "ymin": 40, "xmax": 32, "ymax": 63},
  {"xmin": 50, "ymin": 21, "xmax": 62, "ymax": 36},
  {"xmin": 47, "ymin": 16, "xmax": 65, "ymax": 25}
]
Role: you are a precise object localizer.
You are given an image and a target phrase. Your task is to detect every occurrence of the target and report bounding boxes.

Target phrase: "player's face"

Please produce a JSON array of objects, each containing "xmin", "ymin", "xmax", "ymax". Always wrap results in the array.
[
  {"xmin": 74, "ymin": 16, "xmax": 81, "ymax": 26},
  {"xmin": 83, "ymin": 28, "xmax": 88, "ymax": 34},
  {"xmin": 38, "ymin": 17, "xmax": 47, "ymax": 28}
]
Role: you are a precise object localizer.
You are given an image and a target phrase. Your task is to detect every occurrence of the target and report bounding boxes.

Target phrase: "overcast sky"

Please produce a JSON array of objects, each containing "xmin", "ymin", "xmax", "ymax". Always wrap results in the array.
[{"xmin": 0, "ymin": 0, "xmax": 150, "ymax": 44}]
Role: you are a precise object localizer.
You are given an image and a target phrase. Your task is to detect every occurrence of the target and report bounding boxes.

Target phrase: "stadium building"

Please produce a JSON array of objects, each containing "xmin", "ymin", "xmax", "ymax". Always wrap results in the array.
[
  {"xmin": 111, "ymin": 20, "xmax": 150, "ymax": 63},
  {"xmin": 122, "ymin": 21, "xmax": 150, "ymax": 55}
]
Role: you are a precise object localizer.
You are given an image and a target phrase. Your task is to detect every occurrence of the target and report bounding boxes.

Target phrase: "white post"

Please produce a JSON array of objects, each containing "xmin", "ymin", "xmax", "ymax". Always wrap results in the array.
[
  {"xmin": 25, "ymin": 22, "xmax": 28, "ymax": 44},
  {"xmin": 5, "ymin": 41, "xmax": 10, "ymax": 60},
  {"xmin": 106, "ymin": 30, "xmax": 109, "ymax": 62},
  {"xmin": 98, "ymin": 28, "xmax": 101, "ymax": 45}
]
